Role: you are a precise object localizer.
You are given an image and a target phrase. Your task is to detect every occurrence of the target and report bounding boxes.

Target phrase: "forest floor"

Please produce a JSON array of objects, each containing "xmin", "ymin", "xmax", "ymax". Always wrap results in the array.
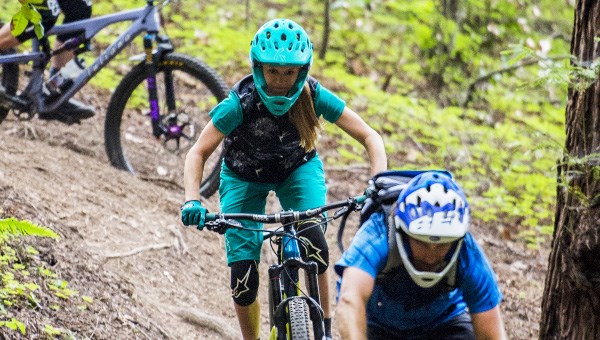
[{"xmin": 0, "ymin": 86, "xmax": 549, "ymax": 339}]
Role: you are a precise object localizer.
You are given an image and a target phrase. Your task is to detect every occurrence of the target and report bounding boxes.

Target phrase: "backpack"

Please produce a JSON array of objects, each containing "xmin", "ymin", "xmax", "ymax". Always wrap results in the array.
[{"xmin": 358, "ymin": 170, "xmax": 458, "ymax": 287}]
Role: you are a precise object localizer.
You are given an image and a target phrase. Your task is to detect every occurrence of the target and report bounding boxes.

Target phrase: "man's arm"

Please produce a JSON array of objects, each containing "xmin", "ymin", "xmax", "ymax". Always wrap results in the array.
[
  {"xmin": 471, "ymin": 306, "xmax": 507, "ymax": 340},
  {"xmin": 337, "ymin": 267, "xmax": 376, "ymax": 340}
]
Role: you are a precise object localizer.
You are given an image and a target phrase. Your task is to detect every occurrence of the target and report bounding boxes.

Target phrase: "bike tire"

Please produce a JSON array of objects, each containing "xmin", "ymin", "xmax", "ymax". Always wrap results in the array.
[
  {"xmin": 288, "ymin": 297, "xmax": 310, "ymax": 340},
  {"xmin": 0, "ymin": 48, "xmax": 20, "ymax": 124},
  {"xmin": 104, "ymin": 53, "xmax": 228, "ymax": 198}
]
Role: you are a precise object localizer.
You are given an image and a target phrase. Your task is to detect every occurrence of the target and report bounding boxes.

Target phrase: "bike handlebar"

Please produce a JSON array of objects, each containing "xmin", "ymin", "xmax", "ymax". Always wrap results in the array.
[{"xmin": 204, "ymin": 195, "xmax": 366, "ymax": 234}]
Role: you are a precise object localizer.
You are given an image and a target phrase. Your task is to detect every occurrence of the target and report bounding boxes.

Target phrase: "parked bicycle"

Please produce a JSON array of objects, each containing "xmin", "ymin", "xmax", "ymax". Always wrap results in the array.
[
  {"xmin": 0, "ymin": 0, "xmax": 227, "ymax": 197},
  {"xmin": 204, "ymin": 195, "xmax": 366, "ymax": 340}
]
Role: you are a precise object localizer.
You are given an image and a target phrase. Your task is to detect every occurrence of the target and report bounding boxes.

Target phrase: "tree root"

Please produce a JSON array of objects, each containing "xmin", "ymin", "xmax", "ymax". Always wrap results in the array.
[
  {"xmin": 103, "ymin": 243, "xmax": 172, "ymax": 259},
  {"xmin": 174, "ymin": 308, "xmax": 240, "ymax": 339}
]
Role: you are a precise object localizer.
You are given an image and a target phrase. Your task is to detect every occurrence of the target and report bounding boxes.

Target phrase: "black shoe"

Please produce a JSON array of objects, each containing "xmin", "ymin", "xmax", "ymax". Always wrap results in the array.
[{"xmin": 38, "ymin": 98, "xmax": 95, "ymax": 125}]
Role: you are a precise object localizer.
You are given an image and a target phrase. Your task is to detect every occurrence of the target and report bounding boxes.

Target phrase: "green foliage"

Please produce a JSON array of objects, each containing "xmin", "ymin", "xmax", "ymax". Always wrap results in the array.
[
  {"xmin": 0, "ymin": 218, "xmax": 88, "ymax": 336},
  {"xmin": 0, "ymin": 0, "xmax": 574, "ymax": 246},
  {"xmin": 0, "ymin": 218, "xmax": 59, "ymax": 239}
]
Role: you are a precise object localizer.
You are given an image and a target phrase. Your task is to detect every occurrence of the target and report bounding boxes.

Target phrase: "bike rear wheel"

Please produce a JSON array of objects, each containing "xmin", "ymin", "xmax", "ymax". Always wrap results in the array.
[
  {"xmin": 104, "ymin": 53, "xmax": 228, "ymax": 197},
  {"xmin": 0, "ymin": 48, "xmax": 20, "ymax": 124}
]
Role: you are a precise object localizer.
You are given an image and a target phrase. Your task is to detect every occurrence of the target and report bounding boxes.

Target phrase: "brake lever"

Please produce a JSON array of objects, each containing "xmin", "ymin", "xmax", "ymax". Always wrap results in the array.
[{"xmin": 334, "ymin": 206, "xmax": 350, "ymax": 219}]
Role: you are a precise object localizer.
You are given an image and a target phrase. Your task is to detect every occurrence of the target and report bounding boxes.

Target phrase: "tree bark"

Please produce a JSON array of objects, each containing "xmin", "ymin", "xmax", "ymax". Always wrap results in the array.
[
  {"xmin": 540, "ymin": 0, "xmax": 600, "ymax": 339},
  {"xmin": 318, "ymin": 0, "xmax": 331, "ymax": 60}
]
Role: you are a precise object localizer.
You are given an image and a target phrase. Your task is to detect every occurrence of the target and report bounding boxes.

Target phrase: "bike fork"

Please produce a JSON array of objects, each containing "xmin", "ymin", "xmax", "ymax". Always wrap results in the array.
[{"xmin": 143, "ymin": 33, "xmax": 162, "ymax": 137}]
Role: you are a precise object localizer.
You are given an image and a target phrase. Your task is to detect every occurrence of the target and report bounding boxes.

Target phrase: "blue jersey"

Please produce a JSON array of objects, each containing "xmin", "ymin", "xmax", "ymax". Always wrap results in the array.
[{"xmin": 334, "ymin": 212, "xmax": 502, "ymax": 332}]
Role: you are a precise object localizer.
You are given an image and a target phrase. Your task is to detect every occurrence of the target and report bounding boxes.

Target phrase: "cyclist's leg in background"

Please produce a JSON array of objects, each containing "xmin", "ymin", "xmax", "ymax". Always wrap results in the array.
[
  {"xmin": 276, "ymin": 154, "xmax": 333, "ymax": 337},
  {"xmin": 52, "ymin": 0, "xmax": 92, "ymax": 71},
  {"xmin": 220, "ymin": 163, "xmax": 274, "ymax": 340},
  {"xmin": 0, "ymin": 0, "xmax": 58, "ymax": 50},
  {"xmin": 0, "ymin": 24, "xmax": 20, "ymax": 50}
]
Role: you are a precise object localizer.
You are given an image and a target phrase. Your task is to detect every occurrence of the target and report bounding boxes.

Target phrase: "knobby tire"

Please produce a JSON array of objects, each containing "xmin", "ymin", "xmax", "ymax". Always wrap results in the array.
[{"xmin": 288, "ymin": 297, "xmax": 311, "ymax": 340}]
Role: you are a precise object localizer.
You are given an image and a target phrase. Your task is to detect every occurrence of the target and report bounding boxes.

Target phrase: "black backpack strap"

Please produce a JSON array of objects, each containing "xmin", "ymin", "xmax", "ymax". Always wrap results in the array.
[{"xmin": 376, "ymin": 201, "xmax": 401, "ymax": 279}]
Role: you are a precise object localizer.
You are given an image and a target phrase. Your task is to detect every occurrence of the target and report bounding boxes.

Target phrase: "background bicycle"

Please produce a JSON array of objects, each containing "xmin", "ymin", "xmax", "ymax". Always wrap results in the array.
[
  {"xmin": 0, "ymin": 0, "xmax": 227, "ymax": 197},
  {"xmin": 204, "ymin": 195, "xmax": 366, "ymax": 340}
]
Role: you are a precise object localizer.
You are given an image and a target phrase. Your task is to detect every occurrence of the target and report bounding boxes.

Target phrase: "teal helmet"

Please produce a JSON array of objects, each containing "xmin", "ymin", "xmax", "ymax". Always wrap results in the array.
[{"xmin": 250, "ymin": 18, "xmax": 313, "ymax": 116}]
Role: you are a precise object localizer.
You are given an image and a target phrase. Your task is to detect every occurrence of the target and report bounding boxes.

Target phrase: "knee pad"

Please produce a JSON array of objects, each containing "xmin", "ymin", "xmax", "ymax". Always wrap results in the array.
[
  {"xmin": 230, "ymin": 260, "xmax": 259, "ymax": 306},
  {"xmin": 297, "ymin": 219, "xmax": 329, "ymax": 274}
]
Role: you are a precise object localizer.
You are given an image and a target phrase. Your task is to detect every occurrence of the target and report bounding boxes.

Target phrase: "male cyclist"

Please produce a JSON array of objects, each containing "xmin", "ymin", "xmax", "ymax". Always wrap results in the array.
[
  {"xmin": 0, "ymin": 0, "xmax": 94, "ymax": 124},
  {"xmin": 335, "ymin": 171, "xmax": 507, "ymax": 339}
]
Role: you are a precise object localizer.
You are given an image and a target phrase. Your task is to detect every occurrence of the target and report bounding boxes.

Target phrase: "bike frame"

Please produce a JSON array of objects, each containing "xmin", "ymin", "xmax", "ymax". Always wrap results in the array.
[
  {"xmin": 205, "ymin": 196, "xmax": 366, "ymax": 339},
  {"xmin": 0, "ymin": 0, "xmax": 169, "ymax": 117},
  {"xmin": 268, "ymin": 222, "xmax": 324, "ymax": 339}
]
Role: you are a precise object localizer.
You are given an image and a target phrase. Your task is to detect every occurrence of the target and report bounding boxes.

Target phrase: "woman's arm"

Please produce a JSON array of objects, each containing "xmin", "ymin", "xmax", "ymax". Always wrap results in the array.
[
  {"xmin": 337, "ymin": 267, "xmax": 376, "ymax": 340},
  {"xmin": 334, "ymin": 107, "xmax": 387, "ymax": 176},
  {"xmin": 184, "ymin": 121, "xmax": 225, "ymax": 201},
  {"xmin": 471, "ymin": 306, "xmax": 507, "ymax": 340}
]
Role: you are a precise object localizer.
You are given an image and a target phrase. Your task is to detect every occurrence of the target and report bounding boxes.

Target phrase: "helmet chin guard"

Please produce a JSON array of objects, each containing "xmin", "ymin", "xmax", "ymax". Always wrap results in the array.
[{"xmin": 395, "ymin": 228, "xmax": 463, "ymax": 288}]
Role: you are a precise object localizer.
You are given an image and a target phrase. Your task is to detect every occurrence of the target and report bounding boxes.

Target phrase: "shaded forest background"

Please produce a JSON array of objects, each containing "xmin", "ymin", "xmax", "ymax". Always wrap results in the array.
[{"xmin": 0, "ymin": 0, "xmax": 581, "ymax": 338}]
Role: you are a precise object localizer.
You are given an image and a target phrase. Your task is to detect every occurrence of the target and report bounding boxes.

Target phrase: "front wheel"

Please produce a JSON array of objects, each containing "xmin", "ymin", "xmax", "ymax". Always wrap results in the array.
[
  {"xmin": 288, "ymin": 297, "xmax": 311, "ymax": 340},
  {"xmin": 104, "ymin": 53, "xmax": 228, "ymax": 197}
]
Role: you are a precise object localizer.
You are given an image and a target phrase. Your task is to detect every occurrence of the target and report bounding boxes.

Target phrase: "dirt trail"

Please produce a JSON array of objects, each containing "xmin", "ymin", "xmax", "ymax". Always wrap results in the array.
[{"xmin": 0, "ymin": 111, "xmax": 547, "ymax": 339}]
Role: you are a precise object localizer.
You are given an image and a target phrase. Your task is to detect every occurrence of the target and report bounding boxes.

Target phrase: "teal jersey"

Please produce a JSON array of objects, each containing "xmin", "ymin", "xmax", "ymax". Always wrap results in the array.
[{"xmin": 210, "ymin": 75, "xmax": 345, "ymax": 183}]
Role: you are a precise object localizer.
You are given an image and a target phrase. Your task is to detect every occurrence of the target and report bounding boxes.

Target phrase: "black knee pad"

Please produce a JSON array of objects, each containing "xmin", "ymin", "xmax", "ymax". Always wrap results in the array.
[
  {"xmin": 230, "ymin": 260, "xmax": 259, "ymax": 306},
  {"xmin": 297, "ymin": 218, "xmax": 329, "ymax": 274}
]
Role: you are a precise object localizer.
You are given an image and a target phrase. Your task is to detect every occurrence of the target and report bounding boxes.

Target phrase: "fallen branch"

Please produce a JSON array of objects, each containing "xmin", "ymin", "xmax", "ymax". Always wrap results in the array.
[
  {"xmin": 174, "ymin": 308, "xmax": 240, "ymax": 340},
  {"xmin": 103, "ymin": 243, "xmax": 172, "ymax": 259},
  {"xmin": 139, "ymin": 175, "xmax": 184, "ymax": 191}
]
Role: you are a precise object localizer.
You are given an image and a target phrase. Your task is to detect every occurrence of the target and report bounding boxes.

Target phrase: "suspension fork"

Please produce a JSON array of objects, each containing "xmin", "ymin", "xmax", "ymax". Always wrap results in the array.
[{"xmin": 143, "ymin": 33, "xmax": 162, "ymax": 138}]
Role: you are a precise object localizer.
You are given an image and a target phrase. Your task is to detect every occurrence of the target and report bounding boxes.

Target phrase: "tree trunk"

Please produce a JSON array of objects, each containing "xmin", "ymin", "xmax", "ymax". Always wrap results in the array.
[
  {"xmin": 540, "ymin": 0, "xmax": 600, "ymax": 339},
  {"xmin": 318, "ymin": 0, "xmax": 331, "ymax": 59}
]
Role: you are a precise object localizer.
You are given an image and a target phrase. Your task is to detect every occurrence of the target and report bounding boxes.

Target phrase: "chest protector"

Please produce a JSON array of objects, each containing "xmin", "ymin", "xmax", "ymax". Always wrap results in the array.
[{"xmin": 223, "ymin": 75, "xmax": 318, "ymax": 183}]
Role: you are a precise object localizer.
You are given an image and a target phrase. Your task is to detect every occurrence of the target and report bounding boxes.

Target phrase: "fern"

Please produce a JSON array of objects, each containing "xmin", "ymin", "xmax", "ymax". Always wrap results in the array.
[{"xmin": 0, "ymin": 218, "xmax": 59, "ymax": 240}]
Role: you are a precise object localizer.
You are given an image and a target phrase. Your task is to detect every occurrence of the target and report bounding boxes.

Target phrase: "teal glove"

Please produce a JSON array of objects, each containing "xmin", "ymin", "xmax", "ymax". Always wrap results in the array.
[{"xmin": 181, "ymin": 200, "xmax": 207, "ymax": 230}]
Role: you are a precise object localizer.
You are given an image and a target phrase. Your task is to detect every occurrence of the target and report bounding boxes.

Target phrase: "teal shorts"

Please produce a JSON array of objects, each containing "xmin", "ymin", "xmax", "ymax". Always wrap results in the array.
[{"xmin": 219, "ymin": 155, "xmax": 327, "ymax": 265}]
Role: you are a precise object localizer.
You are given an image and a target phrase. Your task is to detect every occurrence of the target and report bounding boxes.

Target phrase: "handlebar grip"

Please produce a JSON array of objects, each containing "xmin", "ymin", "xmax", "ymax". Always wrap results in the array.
[
  {"xmin": 205, "ymin": 213, "xmax": 218, "ymax": 221},
  {"xmin": 355, "ymin": 195, "xmax": 367, "ymax": 204}
]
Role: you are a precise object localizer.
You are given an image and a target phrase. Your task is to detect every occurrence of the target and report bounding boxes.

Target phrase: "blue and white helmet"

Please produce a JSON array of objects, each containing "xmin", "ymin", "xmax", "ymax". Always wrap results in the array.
[{"xmin": 393, "ymin": 171, "xmax": 470, "ymax": 288}]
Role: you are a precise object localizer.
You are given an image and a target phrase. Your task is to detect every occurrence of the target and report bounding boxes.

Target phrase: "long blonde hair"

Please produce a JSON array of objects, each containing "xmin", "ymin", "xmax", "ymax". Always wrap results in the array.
[{"xmin": 289, "ymin": 83, "xmax": 321, "ymax": 151}]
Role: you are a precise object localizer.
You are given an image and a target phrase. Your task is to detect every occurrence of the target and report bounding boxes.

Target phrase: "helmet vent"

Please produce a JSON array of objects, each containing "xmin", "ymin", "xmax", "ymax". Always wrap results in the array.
[
  {"xmin": 266, "ymin": 31, "xmax": 271, "ymax": 39},
  {"xmin": 281, "ymin": 33, "xmax": 287, "ymax": 41},
  {"xmin": 417, "ymin": 196, "xmax": 421, "ymax": 206}
]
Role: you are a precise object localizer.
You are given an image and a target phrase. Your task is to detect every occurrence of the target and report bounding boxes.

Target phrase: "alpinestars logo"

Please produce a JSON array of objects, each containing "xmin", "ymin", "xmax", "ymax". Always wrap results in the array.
[
  {"xmin": 232, "ymin": 266, "xmax": 252, "ymax": 299},
  {"xmin": 299, "ymin": 237, "xmax": 327, "ymax": 267}
]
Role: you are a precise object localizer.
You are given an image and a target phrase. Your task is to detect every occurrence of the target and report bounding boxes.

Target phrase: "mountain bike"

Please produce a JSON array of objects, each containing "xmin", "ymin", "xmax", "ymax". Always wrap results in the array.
[
  {"xmin": 0, "ymin": 0, "xmax": 227, "ymax": 198},
  {"xmin": 204, "ymin": 195, "xmax": 367, "ymax": 340}
]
